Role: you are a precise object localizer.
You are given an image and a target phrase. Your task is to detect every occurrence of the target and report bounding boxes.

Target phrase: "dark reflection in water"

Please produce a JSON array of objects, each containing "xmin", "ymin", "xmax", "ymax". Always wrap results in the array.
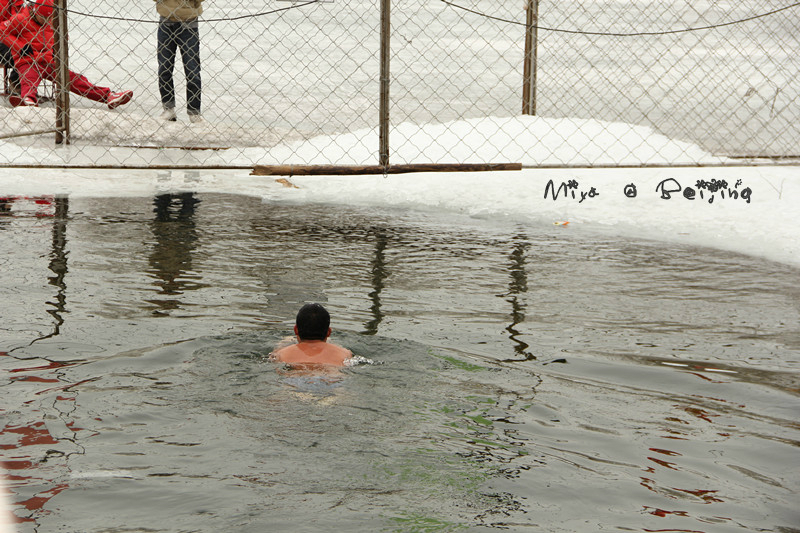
[
  {"xmin": 501, "ymin": 232, "xmax": 535, "ymax": 362},
  {"xmin": 3, "ymin": 196, "xmax": 70, "ymax": 348},
  {"xmin": 42, "ymin": 196, "xmax": 69, "ymax": 342},
  {"xmin": 146, "ymin": 192, "xmax": 205, "ymax": 314},
  {"xmin": 362, "ymin": 229, "xmax": 389, "ymax": 335}
]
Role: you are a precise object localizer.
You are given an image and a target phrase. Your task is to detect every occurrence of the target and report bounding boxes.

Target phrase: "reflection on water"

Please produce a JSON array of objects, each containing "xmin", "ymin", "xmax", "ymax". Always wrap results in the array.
[
  {"xmin": 0, "ymin": 191, "xmax": 85, "ymax": 531},
  {"xmin": 42, "ymin": 196, "xmax": 69, "ymax": 343},
  {"xmin": 2, "ymin": 195, "xmax": 68, "ymax": 345},
  {"xmin": 2, "ymin": 193, "xmax": 73, "ymax": 530},
  {"xmin": 362, "ymin": 229, "xmax": 388, "ymax": 335},
  {"xmin": 0, "ymin": 193, "xmax": 798, "ymax": 532},
  {"xmin": 502, "ymin": 233, "xmax": 535, "ymax": 362},
  {"xmin": 147, "ymin": 192, "xmax": 204, "ymax": 314}
]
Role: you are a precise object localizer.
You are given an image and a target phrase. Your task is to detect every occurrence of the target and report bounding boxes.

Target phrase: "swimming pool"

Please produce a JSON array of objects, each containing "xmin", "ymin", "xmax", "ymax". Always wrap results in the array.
[{"xmin": 1, "ymin": 192, "xmax": 798, "ymax": 532}]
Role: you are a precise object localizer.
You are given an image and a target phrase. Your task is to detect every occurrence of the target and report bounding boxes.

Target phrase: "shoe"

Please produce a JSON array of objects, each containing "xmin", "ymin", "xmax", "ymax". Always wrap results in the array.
[
  {"xmin": 189, "ymin": 114, "xmax": 203, "ymax": 124},
  {"xmin": 160, "ymin": 107, "xmax": 177, "ymax": 121},
  {"xmin": 8, "ymin": 95, "xmax": 37, "ymax": 107},
  {"xmin": 107, "ymin": 90, "xmax": 133, "ymax": 109}
]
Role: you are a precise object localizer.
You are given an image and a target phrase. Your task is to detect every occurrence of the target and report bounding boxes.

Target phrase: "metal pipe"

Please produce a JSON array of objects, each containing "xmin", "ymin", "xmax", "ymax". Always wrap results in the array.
[
  {"xmin": 522, "ymin": 0, "xmax": 538, "ymax": 115},
  {"xmin": 0, "ymin": 128, "xmax": 64, "ymax": 140},
  {"xmin": 53, "ymin": 0, "xmax": 71, "ymax": 145},
  {"xmin": 379, "ymin": 0, "xmax": 390, "ymax": 167}
]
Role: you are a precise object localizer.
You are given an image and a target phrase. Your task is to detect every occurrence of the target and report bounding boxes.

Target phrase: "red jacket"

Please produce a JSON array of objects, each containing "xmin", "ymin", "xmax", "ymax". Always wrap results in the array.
[
  {"xmin": 0, "ymin": 6, "xmax": 54, "ymax": 67},
  {"xmin": 0, "ymin": 0, "xmax": 23, "ymax": 22}
]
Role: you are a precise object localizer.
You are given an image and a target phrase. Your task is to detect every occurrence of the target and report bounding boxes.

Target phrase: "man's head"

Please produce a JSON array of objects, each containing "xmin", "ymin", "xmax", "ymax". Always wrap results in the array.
[{"xmin": 294, "ymin": 303, "xmax": 331, "ymax": 341}]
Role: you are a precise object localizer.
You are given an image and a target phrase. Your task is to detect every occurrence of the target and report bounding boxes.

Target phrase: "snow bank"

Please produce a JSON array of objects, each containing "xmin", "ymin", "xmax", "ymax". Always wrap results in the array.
[
  {"xmin": 3, "ymin": 113, "xmax": 726, "ymax": 167},
  {"xmin": 0, "ymin": 115, "xmax": 797, "ymax": 268},
  {"xmin": 253, "ymin": 115, "xmax": 726, "ymax": 166}
]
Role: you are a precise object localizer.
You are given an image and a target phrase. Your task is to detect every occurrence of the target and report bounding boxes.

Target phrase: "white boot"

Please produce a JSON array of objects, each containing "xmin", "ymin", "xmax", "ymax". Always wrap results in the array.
[{"xmin": 160, "ymin": 107, "xmax": 177, "ymax": 121}]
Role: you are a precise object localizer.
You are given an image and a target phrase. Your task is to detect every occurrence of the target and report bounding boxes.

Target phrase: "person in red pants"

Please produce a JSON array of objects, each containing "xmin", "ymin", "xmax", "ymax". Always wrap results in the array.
[{"xmin": 0, "ymin": 0, "xmax": 132, "ymax": 108}]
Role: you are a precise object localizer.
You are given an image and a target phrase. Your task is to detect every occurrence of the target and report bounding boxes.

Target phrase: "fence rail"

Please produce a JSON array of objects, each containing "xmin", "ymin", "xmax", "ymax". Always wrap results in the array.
[{"xmin": 1, "ymin": 0, "xmax": 798, "ymax": 169}]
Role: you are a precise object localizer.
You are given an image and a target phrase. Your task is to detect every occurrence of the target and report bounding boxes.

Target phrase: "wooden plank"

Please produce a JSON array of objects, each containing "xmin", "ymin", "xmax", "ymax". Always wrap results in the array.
[{"xmin": 250, "ymin": 163, "xmax": 522, "ymax": 176}]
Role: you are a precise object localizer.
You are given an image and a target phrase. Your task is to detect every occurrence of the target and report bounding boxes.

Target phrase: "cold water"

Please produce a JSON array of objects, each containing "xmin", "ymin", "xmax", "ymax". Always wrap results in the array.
[{"xmin": 1, "ymin": 193, "xmax": 798, "ymax": 532}]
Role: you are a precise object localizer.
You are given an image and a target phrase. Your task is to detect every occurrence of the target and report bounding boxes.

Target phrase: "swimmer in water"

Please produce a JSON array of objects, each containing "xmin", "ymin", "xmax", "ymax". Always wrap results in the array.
[{"xmin": 271, "ymin": 303, "xmax": 352, "ymax": 368}]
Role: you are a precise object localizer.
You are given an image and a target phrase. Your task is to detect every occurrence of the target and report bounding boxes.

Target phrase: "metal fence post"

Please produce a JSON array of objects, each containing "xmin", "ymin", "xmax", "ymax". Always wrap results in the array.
[
  {"xmin": 53, "ymin": 0, "xmax": 70, "ymax": 145},
  {"xmin": 379, "ymin": 0, "xmax": 390, "ymax": 167},
  {"xmin": 522, "ymin": 0, "xmax": 538, "ymax": 115}
]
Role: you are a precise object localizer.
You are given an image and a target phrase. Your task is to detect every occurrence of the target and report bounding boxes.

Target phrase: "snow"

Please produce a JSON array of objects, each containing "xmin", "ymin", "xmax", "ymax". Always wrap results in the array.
[
  {"xmin": 1, "ymin": 114, "xmax": 727, "ymax": 167},
  {"xmin": 1, "ymin": 116, "xmax": 798, "ymax": 269},
  {"xmin": 257, "ymin": 116, "xmax": 727, "ymax": 166}
]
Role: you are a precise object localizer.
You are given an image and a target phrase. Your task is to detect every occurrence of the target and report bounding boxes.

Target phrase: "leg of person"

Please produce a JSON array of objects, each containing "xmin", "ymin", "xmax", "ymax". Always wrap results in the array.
[
  {"xmin": 39, "ymin": 64, "xmax": 129, "ymax": 107},
  {"xmin": 178, "ymin": 23, "xmax": 202, "ymax": 122},
  {"xmin": 12, "ymin": 62, "xmax": 42, "ymax": 106},
  {"xmin": 0, "ymin": 43, "xmax": 10, "ymax": 67},
  {"xmin": 157, "ymin": 21, "xmax": 178, "ymax": 121},
  {"xmin": 68, "ymin": 70, "xmax": 132, "ymax": 109},
  {"xmin": 0, "ymin": 44, "xmax": 21, "ymax": 96},
  {"xmin": 8, "ymin": 67, "xmax": 20, "ymax": 95},
  {"xmin": 67, "ymin": 70, "xmax": 110, "ymax": 102}
]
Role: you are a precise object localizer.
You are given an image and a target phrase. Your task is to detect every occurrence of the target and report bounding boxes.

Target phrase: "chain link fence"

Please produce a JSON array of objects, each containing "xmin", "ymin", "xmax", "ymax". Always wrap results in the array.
[{"xmin": 1, "ymin": 0, "xmax": 798, "ymax": 169}]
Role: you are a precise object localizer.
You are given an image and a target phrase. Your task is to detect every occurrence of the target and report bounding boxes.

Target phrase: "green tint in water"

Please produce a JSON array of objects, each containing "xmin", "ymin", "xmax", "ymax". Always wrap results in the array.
[
  {"xmin": 388, "ymin": 512, "xmax": 469, "ymax": 533},
  {"xmin": 431, "ymin": 352, "xmax": 487, "ymax": 373}
]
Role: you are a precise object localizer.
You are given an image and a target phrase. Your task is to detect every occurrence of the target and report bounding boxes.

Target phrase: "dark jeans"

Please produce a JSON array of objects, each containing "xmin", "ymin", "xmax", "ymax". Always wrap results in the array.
[{"xmin": 157, "ymin": 21, "xmax": 201, "ymax": 114}]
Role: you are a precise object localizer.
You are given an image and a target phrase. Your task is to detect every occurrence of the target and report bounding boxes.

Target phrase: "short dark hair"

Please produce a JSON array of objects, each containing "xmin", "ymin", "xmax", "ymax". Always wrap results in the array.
[{"xmin": 295, "ymin": 303, "xmax": 330, "ymax": 341}]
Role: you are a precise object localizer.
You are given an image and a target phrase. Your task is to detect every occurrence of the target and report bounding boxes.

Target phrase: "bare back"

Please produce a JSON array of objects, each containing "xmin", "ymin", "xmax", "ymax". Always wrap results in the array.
[{"xmin": 272, "ymin": 340, "xmax": 352, "ymax": 367}]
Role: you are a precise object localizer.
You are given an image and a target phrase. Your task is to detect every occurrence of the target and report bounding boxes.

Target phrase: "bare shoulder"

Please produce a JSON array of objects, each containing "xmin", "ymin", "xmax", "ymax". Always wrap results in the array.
[
  {"xmin": 272, "ymin": 341, "xmax": 351, "ymax": 367},
  {"xmin": 320, "ymin": 343, "xmax": 352, "ymax": 365},
  {"xmin": 271, "ymin": 343, "xmax": 302, "ymax": 361},
  {"xmin": 327, "ymin": 342, "xmax": 352, "ymax": 355}
]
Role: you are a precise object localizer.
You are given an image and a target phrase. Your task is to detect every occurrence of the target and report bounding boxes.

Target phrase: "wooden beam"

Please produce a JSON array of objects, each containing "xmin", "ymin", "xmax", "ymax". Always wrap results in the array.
[{"xmin": 250, "ymin": 163, "xmax": 522, "ymax": 176}]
